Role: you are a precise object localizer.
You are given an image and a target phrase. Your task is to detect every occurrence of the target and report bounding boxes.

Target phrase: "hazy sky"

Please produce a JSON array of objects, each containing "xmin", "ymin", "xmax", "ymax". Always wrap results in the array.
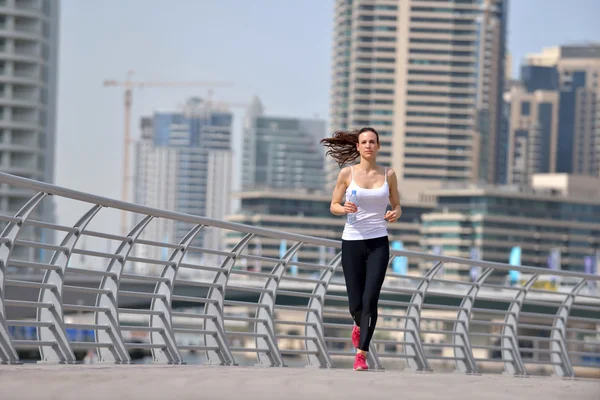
[{"xmin": 54, "ymin": 0, "xmax": 600, "ymax": 234}]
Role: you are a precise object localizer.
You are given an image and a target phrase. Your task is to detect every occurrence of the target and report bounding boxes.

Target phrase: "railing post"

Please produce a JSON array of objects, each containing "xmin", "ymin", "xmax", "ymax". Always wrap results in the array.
[
  {"xmin": 550, "ymin": 278, "xmax": 586, "ymax": 377},
  {"xmin": 150, "ymin": 224, "xmax": 204, "ymax": 364},
  {"xmin": 403, "ymin": 261, "xmax": 443, "ymax": 372},
  {"xmin": 37, "ymin": 204, "xmax": 102, "ymax": 363},
  {"xmin": 203, "ymin": 233, "xmax": 254, "ymax": 365},
  {"xmin": 501, "ymin": 273, "xmax": 539, "ymax": 376},
  {"xmin": 453, "ymin": 267, "xmax": 493, "ymax": 374},
  {"xmin": 95, "ymin": 215, "xmax": 153, "ymax": 363},
  {"xmin": 305, "ymin": 252, "xmax": 340, "ymax": 368},
  {"xmin": 254, "ymin": 241, "xmax": 303, "ymax": 367},
  {"xmin": 0, "ymin": 191, "xmax": 47, "ymax": 364}
]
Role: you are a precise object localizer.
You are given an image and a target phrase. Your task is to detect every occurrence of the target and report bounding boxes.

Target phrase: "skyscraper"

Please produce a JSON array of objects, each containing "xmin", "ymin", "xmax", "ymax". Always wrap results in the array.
[
  {"xmin": 242, "ymin": 97, "xmax": 326, "ymax": 192},
  {"xmin": 503, "ymin": 44, "xmax": 600, "ymax": 184},
  {"xmin": 0, "ymin": 0, "xmax": 60, "ymax": 261},
  {"xmin": 329, "ymin": 0, "xmax": 508, "ymax": 193},
  {"xmin": 134, "ymin": 98, "xmax": 234, "ymax": 263},
  {"xmin": 329, "ymin": 0, "xmax": 398, "ymax": 183},
  {"xmin": 505, "ymin": 78, "xmax": 560, "ymax": 186},
  {"xmin": 533, "ymin": 45, "xmax": 600, "ymax": 178}
]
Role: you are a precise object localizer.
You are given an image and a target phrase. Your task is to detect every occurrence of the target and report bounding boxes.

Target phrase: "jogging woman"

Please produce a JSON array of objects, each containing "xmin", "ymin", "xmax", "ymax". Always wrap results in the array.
[{"xmin": 320, "ymin": 127, "xmax": 401, "ymax": 371}]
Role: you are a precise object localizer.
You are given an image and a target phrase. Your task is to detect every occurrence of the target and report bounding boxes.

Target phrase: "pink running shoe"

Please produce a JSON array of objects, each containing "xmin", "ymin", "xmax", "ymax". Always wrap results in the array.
[
  {"xmin": 353, "ymin": 352, "xmax": 368, "ymax": 371},
  {"xmin": 351, "ymin": 325, "xmax": 360, "ymax": 349}
]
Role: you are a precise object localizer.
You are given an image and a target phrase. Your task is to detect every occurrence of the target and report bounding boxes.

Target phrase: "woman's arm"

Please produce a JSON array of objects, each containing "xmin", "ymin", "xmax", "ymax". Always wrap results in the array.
[
  {"xmin": 384, "ymin": 168, "xmax": 402, "ymax": 222},
  {"xmin": 330, "ymin": 167, "xmax": 355, "ymax": 216}
]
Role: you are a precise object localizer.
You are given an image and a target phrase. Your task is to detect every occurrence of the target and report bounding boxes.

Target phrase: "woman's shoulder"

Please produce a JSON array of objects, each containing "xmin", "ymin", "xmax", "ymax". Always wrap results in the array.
[
  {"xmin": 335, "ymin": 166, "xmax": 353, "ymax": 186},
  {"xmin": 380, "ymin": 166, "xmax": 396, "ymax": 177},
  {"xmin": 383, "ymin": 166, "xmax": 398, "ymax": 186},
  {"xmin": 339, "ymin": 166, "xmax": 353, "ymax": 178}
]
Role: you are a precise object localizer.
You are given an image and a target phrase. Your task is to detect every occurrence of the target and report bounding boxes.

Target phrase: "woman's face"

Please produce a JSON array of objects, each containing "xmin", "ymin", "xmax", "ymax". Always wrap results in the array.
[{"xmin": 356, "ymin": 130, "xmax": 379, "ymax": 160}]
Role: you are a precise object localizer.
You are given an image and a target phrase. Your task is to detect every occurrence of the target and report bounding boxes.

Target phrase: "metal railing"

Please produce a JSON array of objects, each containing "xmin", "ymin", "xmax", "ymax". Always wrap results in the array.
[{"xmin": 0, "ymin": 172, "xmax": 598, "ymax": 378}]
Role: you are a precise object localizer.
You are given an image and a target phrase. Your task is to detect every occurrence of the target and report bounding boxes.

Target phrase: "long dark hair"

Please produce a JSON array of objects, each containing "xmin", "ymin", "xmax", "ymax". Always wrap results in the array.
[{"xmin": 320, "ymin": 127, "xmax": 380, "ymax": 167}]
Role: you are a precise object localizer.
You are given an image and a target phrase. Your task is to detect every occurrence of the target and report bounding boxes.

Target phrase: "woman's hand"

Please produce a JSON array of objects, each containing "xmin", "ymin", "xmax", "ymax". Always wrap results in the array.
[
  {"xmin": 384, "ymin": 209, "xmax": 399, "ymax": 223},
  {"xmin": 343, "ymin": 201, "xmax": 358, "ymax": 214}
]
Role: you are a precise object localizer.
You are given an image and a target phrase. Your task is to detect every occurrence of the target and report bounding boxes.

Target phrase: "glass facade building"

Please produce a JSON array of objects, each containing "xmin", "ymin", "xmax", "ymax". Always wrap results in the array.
[
  {"xmin": 134, "ymin": 98, "xmax": 234, "ymax": 263},
  {"xmin": 421, "ymin": 187, "xmax": 600, "ymax": 280},
  {"xmin": 520, "ymin": 44, "xmax": 600, "ymax": 179},
  {"xmin": 242, "ymin": 98, "xmax": 326, "ymax": 192}
]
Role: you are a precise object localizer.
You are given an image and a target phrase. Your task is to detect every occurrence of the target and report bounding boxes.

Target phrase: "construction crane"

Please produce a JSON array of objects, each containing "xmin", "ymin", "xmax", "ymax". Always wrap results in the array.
[{"xmin": 103, "ymin": 71, "xmax": 234, "ymax": 235}]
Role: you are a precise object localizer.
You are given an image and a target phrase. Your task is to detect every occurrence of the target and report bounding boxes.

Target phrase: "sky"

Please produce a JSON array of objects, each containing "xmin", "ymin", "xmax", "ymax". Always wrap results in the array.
[{"xmin": 53, "ymin": 0, "xmax": 600, "ymax": 234}]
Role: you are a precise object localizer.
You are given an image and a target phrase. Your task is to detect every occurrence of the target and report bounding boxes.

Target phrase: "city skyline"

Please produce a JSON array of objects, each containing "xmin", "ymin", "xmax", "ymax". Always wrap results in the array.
[
  {"xmin": 51, "ymin": 0, "xmax": 599, "ymax": 234},
  {"xmin": 1, "ymin": 0, "xmax": 599, "ymax": 377}
]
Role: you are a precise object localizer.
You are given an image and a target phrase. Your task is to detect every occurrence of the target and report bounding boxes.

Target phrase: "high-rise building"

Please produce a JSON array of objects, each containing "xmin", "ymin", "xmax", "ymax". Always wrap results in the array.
[
  {"xmin": 0, "ymin": 0, "xmax": 60, "ymax": 261},
  {"xmin": 328, "ymin": 0, "xmax": 398, "ymax": 184},
  {"xmin": 329, "ymin": 0, "xmax": 508, "ymax": 193},
  {"xmin": 503, "ymin": 44, "xmax": 600, "ymax": 184},
  {"xmin": 241, "ymin": 97, "xmax": 326, "ymax": 192},
  {"xmin": 551, "ymin": 45, "xmax": 600, "ymax": 178},
  {"xmin": 134, "ymin": 98, "xmax": 234, "ymax": 263},
  {"xmin": 504, "ymin": 81, "xmax": 559, "ymax": 186}
]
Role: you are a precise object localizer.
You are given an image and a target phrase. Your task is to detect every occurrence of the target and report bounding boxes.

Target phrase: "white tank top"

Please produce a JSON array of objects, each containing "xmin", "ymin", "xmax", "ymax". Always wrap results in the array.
[{"xmin": 341, "ymin": 166, "xmax": 389, "ymax": 241}]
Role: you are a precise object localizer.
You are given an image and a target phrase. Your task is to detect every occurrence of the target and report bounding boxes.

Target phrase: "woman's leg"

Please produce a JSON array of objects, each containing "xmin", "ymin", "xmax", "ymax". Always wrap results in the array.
[
  {"xmin": 341, "ymin": 239, "xmax": 367, "ymax": 327},
  {"xmin": 358, "ymin": 236, "xmax": 389, "ymax": 352}
]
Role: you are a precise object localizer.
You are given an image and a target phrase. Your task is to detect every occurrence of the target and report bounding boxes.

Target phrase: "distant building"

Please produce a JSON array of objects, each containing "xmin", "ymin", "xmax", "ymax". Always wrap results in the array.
[
  {"xmin": 241, "ymin": 97, "xmax": 326, "ymax": 192},
  {"xmin": 226, "ymin": 190, "xmax": 435, "ymax": 274},
  {"xmin": 504, "ymin": 44, "xmax": 600, "ymax": 183},
  {"xmin": 0, "ymin": 0, "xmax": 60, "ymax": 262},
  {"xmin": 504, "ymin": 82, "xmax": 559, "ymax": 186},
  {"xmin": 133, "ymin": 98, "xmax": 234, "ymax": 264},
  {"xmin": 420, "ymin": 174, "xmax": 600, "ymax": 280}
]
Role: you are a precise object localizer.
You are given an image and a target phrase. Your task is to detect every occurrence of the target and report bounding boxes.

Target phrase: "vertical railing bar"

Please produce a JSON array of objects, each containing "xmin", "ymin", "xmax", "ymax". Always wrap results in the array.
[
  {"xmin": 453, "ymin": 267, "xmax": 494, "ymax": 374},
  {"xmin": 95, "ymin": 215, "xmax": 153, "ymax": 364},
  {"xmin": 550, "ymin": 278, "xmax": 587, "ymax": 377},
  {"xmin": 254, "ymin": 240, "xmax": 302, "ymax": 367},
  {"xmin": 403, "ymin": 261, "xmax": 443, "ymax": 372},
  {"xmin": 0, "ymin": 191, "xmax": 47, "ymax": 364},
  {"xmin": 37, "ymin": 204, "xmax": 103, "ymax": 363},
  {"xmin": 501, "ymin": 273, "xmax": 539, "ymax": 376},
  {"xmin": 202, "ymin": 232, "xmax": 254, "ymax": 366},
  {"xmin": 305, "ymin": 251, "xmax": 341, "ymax": 369},
  {"xmin": 150, "ymin": 224, "xmax": 204, "ymax": 364}
]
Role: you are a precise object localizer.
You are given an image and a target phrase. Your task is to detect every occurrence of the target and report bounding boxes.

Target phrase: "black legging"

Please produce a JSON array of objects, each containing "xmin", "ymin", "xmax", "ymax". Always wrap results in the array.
[{"xmin": 341, "ymin": 235, "xmax": 389, "ymax": 351}]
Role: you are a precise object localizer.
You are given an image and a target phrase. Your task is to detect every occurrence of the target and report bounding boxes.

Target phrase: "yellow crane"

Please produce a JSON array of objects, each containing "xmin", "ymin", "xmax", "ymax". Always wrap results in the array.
[{"xmin": 103, "ymin": 71, "xmax": 233, "ymax": 235}]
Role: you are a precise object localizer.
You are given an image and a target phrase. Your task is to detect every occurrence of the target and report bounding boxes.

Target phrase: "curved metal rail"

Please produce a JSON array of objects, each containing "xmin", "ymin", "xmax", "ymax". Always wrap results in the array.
[{"xmin": 0, "ymin": 173, "xmax": 598, "ymax": 378}]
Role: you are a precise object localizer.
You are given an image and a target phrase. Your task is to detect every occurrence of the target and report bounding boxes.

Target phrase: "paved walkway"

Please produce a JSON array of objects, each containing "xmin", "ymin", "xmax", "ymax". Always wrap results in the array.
[{"xmin": 0, "ymin": 365, "xmax": 598, "ymax": 400}]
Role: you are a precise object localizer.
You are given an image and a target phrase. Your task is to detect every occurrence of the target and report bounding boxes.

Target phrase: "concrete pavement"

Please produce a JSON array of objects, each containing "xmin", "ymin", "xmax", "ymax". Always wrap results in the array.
[{"xmin": 0, "ymin": 364, "xmax": 598, "ymax": 400}]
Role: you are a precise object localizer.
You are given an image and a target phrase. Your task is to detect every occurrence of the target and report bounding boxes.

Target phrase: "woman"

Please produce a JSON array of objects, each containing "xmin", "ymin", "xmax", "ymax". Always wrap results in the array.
[{"xmin": 320, "ymin": 127, "xmax": 401, "ymax": 371}]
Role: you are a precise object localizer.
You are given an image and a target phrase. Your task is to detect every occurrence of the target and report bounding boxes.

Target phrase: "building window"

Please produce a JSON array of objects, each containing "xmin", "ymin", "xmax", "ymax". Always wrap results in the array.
[{"xmin": 521, "ymin": 101, "xmax": 531, "ymax": 116}]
